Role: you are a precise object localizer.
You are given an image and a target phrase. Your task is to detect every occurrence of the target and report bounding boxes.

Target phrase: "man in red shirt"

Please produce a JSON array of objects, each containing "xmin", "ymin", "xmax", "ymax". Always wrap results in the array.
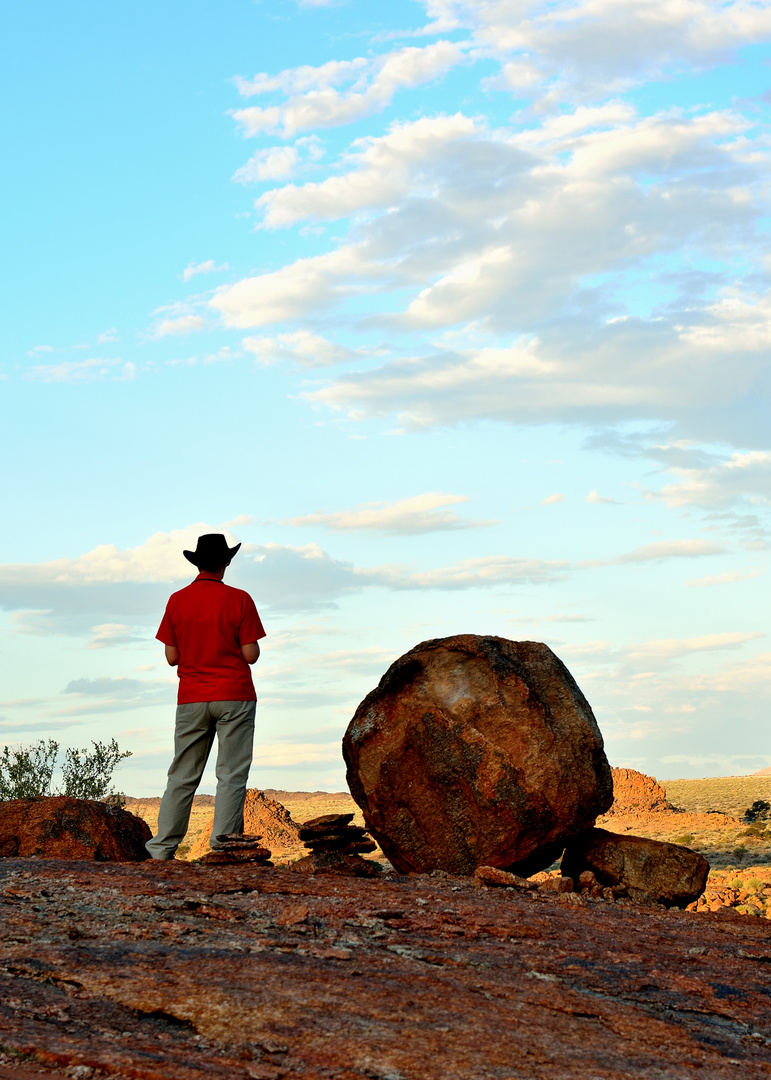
[{"xmin": 146, "ymin": 533, "xmax": 266, "ymax": 860}]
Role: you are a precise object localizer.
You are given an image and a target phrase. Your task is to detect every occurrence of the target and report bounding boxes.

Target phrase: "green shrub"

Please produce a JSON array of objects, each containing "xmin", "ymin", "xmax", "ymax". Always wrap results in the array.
[
  {"xmin": 744, "ymin": 799, "xmax": 771, "ymax": 823},
  {"xmin": 672, "ymin": 833, "xmax": 695, "ymax": 846},
  {"xmin": 0, "ymin": 739, "xmax": 59, "ymax": 799},
  {"xmin": 0, "ymin": 739, "xmax": 131, "ymax": 804}
]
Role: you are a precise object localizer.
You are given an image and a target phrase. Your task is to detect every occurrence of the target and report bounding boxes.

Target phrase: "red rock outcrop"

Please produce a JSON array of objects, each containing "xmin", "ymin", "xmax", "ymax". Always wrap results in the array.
[
  {"xmin": 605, "ymin": 767, "xmax": 674, "ymax": 815},
  {"xmin": 0, "ymin": 858, "xmax": 770, "ymax": 1078},
  {"xmin": 188, "ymin": 789, "xmax": 301, "ymax": 859},
  {"xmin": 343, "ymin": 635, "xmax": 613, "ymax": 876},
  {"xmin": 0, "ymin": 797, "xmax": 150, "ymax": 861},
  {"xmin": 562, "ymin": 827, "xmax": 709, "ymax": 908}
]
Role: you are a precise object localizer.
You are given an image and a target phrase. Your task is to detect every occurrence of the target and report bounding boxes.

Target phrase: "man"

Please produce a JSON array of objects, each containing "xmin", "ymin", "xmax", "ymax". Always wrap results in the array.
[{"xmin": 146, "ymin": 533, "xmax": 266, "ymax": 860}]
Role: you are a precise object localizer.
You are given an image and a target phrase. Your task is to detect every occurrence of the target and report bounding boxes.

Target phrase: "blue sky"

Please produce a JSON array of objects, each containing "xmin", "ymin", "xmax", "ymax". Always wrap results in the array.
[{"xmin": 2, "ymin": 0, "xmax": 770, "ymax": 795}]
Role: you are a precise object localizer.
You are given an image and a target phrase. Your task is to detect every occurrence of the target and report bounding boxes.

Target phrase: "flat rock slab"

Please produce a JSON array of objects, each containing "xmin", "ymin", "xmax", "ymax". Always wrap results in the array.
[
  {"xmin": 563, "ymin": 828, "xmax": 710, "ymax": 908},
  {"xmin": 1, "ymin": 860, "xmax": 770, "ymax": 1079},
  {"xmin": 343, "ymin": 635, "xmax": 613, "ymax": 875}
]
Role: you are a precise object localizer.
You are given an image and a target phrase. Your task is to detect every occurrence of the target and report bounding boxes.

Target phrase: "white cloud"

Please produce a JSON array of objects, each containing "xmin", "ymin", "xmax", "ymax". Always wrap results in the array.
[
  {"xmin": 26, "ymin": 358, "xmax": 134, "ymax": 383},
  {"xmin": 623, "ymin": 631, "xmax": 765, "ymax": 662},
  {"xmin": 242, "ymin": 330, "xmax": 364, "ymax": 368},
  {"xmin": 610, "ymin": 539, "xmax": 726, "ymax": 563},
  {"xmin": 541, "ymin": 492, "xmax": 565, "ymax": 505},
  {"xmin": 282, "ymin": 492, "xmax": 494, "ymax": 534},
  {"xmin": 210, "ymin": 245, "xmax": 372, "ymax": 328},
  {"xmin": 687, "ymin": 568, "xmax": 764, "ymax": 587},
  {"xmin": 96, "ymin": 328, "xmax": 119, "ymax": 344},
  {"xmin": 653, "ymin": 449, "xmax": 771, "ymax": 509},
  {"xmin": 419, "ymin": 0, "xmax": 771, "ymax": 99},
  {"xmin": 154, "ymin": 314, "xmax": 205, "ymax": 337},
  {"xmin": 86, "ymin": 623, "xmax": 146, "ymax": 649},
  {"xmin": 586, "ymin": 490, "xmax": 616, "ymax": 504},
  {"xmin": 214, "ymin": 95, "xmax": 770, "ymax": 447},
  {"xmin": 233, "ymin": 147, "xmax": 299, "ymax": 184},
  {"xmin": 232, "ymin": 41, "xmax": 464, "ymax": 137},
  {"xmin": 255, "ymin": 113, "xmax": 477, "ymax": 228},
  {"xmin": 181, "ymin": 260, "xmax": 229, "ymax": 282}
]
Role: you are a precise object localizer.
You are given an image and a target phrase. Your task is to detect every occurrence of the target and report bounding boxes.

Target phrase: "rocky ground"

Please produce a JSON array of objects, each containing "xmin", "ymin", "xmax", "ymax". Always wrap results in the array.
[{"xmin": 1, "ymin": 858, "xmax": 771, "ymax": 1079}]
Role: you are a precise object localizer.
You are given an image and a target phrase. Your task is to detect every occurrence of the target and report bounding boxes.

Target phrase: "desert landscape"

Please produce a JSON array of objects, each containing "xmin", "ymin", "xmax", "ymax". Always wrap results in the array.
[
  {"xmin": 124, "ymin": 769, "xmax": 771, "ymax": 919},
  {"xmin": 2, "ymin": 636, "xmax": 770, "ymax": 1078}
]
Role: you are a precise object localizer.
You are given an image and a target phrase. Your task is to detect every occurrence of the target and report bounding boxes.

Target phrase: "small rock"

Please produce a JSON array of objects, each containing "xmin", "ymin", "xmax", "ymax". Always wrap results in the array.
[
  {"xmin": 578, "ymin": 870, "xmax": 599, "ymax": 891},
  {"xmin": 474, "ymin": 865, "xmax": 534, "ymax": 889},
  {"xmin": 288, "ymin": 851, "xmax": 382, "ymax": 878},
  {"xmin": 539, "ymin": 875, "xmax": 574, "ymax": 893},
  {"xmin": 277, "ymin": 903, "xmax": 310, "ymax": 926},
  {"xmin": 302, "ymin": 813, "xmax": 355, "ymax": 831}
]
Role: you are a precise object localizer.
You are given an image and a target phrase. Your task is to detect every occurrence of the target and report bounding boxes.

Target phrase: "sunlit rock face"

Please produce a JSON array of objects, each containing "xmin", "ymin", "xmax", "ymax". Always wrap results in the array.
[
  {"xmin": 562, "ymin": 828, "xmax": 710, "ymax": 908},
  {"xmin": 343, "ymin": 634, "xmax": 613, "ymax": 876},
  {"xmin": 0, "ymin": 796, "xmax": 151, "ymax": 861}
]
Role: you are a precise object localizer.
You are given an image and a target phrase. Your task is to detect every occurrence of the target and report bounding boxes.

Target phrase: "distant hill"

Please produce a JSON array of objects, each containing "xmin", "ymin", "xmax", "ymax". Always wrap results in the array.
[{"xmin": 753, "ymin": 767, "xmax": 771, "ymax": 776}]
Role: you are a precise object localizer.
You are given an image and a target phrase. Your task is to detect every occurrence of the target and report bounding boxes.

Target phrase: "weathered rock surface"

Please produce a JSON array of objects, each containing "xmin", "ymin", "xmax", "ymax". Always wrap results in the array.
[
  {"xmin": 562, "ymin": 827, "xmax": 709, "ymax": 908},
  {"xmin": 0, "ymin": 797, "xmax": 150, "ymax": 862},
  {"xmin": 605, "ymin": 767, "xmax": 674, "ymax": 815},
  {"xmin": 0, "ymin": 859, "xmax": 770, "ymax": 1079},
  {"xmin": 188, "ymin": 789, "xmax": 301, "ymax": 860},
  {"xmin": 287, "ymin": 850, "xmax": 382, "ymax": 877},
  {"xmin": 343, "ymin": 635, "xmax": 613, "ymax": 876}
]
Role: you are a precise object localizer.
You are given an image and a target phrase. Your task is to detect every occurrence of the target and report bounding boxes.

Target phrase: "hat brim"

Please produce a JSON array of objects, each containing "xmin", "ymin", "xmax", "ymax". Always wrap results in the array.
[{"xmin": 183, "ymin": 541, "xmax": 241, "ymax": 568}]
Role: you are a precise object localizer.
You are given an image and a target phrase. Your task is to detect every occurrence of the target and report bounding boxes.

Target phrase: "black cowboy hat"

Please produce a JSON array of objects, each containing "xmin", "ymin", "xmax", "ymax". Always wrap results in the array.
[{"xmin": 183, "ymin": 533, "xmax": 241, "ymax": 569}]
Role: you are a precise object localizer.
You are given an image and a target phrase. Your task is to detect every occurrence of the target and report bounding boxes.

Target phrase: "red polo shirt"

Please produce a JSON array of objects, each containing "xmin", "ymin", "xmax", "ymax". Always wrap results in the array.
[{"xmin": 156, "ymin": 573, "xmax": 266, "ymax": 704}]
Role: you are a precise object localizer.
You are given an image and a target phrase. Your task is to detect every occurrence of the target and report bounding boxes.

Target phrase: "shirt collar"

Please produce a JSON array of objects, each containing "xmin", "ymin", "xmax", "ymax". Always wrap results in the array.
[{"xmin": 195, "ymin": 571, "xmax": 224, "ymax": 582}]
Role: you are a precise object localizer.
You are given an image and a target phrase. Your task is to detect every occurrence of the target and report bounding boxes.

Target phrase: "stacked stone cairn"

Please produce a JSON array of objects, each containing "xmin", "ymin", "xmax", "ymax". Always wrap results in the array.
[
  {"xmin": 299, "ymin": 813, "xmax": 375, "ymax": 857},
  {"xmin": 198, "ymin": 832, "xmax": 273, "ymax": 866}
]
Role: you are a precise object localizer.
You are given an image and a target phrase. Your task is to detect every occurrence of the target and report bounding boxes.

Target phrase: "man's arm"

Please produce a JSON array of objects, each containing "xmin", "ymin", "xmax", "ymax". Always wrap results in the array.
[
  {"xmin": 165, "ymin": 645, "xmax": 180, "ymax": 667},
  {"xmin": 241, "ymin": 641, "xmax": 260, "ymax": 665}
]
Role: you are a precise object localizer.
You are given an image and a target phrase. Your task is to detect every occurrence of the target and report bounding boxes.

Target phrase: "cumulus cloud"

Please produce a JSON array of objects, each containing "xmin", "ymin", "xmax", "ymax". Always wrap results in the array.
[
  {"xmin": 282, "ymin": 492, "xmax": 495, "ymax": 534},
  {"xmin": 586, "ymin": 490, "xmax": 616, "ymax": 504},
  {"xmin": 232, "ymin": 41, "xmax": 464, "ymax": 137},
  {"xmin": 652, "ymin": 448, "xmax": 771, "ymax": 510},
  {"xmin": 181, "ymin": 260, "xmax": 229, "ymax": 282},
  {"xmin": 210, "ymin": 246, "xmax": 374, "ymax": 328},
  {"xmin": 541, "ymin": 493, "xmax": 565, "ymax": 505},
  {"xmin": 233, "ymin": 147, "xmax": 299, "ymax": 184},
  {"xmin": 154, "ymin": 314, "xmax": 205, "ymax": 337},
  {"xmin": 419, "ymin": 0, "xmax": 771, "ymax": 99},
  {"xmin": 242, "ymin": 331, "xmax": 366, "ymax": 368},
  {"xmin": 213, "ymin": 92, "xmax": 770, "ymax": 448}
]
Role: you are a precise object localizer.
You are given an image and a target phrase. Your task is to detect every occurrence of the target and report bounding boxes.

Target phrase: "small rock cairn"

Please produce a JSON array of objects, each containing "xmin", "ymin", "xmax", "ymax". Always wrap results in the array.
[
  {"xmin": 198, "ymin": 832, "xmax": 273, "ymax": 866},
  {"xmin": 298, "ymin": 813, "xmax": 375, "ymax": 858}
]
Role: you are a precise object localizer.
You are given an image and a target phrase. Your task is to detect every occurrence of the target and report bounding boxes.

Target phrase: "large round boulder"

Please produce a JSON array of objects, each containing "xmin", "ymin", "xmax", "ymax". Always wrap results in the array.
[
  {"xmin": 342, "ymin": 635, "xmax": 613, "ymax": 876},
  {"xmin": 0, "ymin": 796, "xmax": 151, "ymax": 861}
]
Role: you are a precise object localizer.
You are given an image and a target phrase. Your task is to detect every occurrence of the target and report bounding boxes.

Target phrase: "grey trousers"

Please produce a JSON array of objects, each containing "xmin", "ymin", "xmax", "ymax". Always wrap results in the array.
[{"xmin": 145, "ymin": 699, "xmax": 256, "ymax": 860}]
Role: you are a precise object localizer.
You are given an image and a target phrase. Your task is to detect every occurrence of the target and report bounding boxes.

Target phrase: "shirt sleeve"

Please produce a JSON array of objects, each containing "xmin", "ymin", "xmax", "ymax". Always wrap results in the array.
[
  {"xmin": 238, "ymin": 594, "xmax": 266, "ymax": 645},
  {"xmin": 156, "ymin": 606, "xmax": 177, "ymax": 647}
]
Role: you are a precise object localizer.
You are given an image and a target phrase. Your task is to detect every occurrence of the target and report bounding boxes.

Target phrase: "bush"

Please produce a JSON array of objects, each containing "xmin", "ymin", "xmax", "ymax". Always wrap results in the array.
[
  {"xmin": 744, "ymin": 799, "xmax": 771, "ymax": 823},
  {"xmin": 0, "ymin": 739, "xmax": 131, "ymax": 804},
  {"xmin": 672, "ymin": 833, "xmax": 695, "ymax": 846},
  {"xmin": 0, "ymin": 740, "xmax": 59, "ymax": 799}
]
